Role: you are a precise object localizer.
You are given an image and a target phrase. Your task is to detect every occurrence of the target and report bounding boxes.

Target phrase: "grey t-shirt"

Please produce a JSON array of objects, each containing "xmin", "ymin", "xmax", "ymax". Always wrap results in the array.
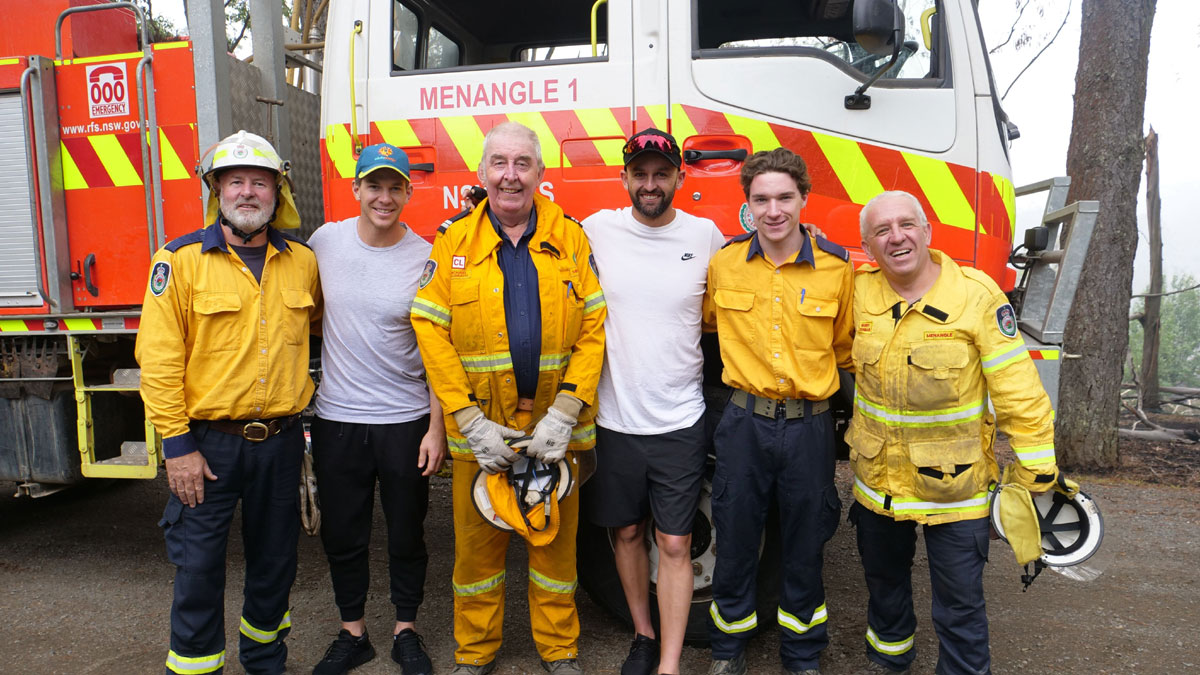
[{"xmin": 308, "ymin": 217, "xmax": 433, "ymax": 423}]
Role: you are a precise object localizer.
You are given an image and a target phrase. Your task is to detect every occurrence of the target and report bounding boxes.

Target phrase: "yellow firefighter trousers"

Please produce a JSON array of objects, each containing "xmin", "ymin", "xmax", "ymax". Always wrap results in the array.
[{"xmin": 451, "ymin": 411, "xmax": 581, "ymax": 666}]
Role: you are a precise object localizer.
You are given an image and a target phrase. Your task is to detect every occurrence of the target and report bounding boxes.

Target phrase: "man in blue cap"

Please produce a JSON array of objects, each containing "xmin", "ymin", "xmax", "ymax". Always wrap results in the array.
[{"xmin": 309, "ymin": 143, "xmax": 446, "ymax": 675}]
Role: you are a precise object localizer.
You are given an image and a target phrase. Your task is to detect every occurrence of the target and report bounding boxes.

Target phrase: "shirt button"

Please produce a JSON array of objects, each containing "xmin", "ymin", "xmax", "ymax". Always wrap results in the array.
[
  {"xmin": 506, "ymin": 378, "xmax": 512, "ymax": 383},
  {"xmin": 259, "ymin": 378, "xmax": 265, "ymax": 383},
  {"xmin": 773, "ymin": 325, "xmax": 780, "ymax": 330},
  {"xmin": 261, "ymin": 349, "xmax": 267, "ymax": 354},
  {"xmin": 774, "ymin": 353, "xmax": 780, "ymax": 358},
  {"xmin": 774, "ymin": 297, "xmax": 781, "ymax": 303},
  {"xmin": 775, "ymin": 269, "xmax": 781, "ymax": 274},
  {"xmin": 778, "ymin": 378, "xmax": 785, "ymax": 384},
  {"xmin": 493, "ymin": 288, "xmax": 499, "ymax": 293},
  {"xmin": 242, "ymin": 267, "xmax": 248, "ymax": 272},
  {"xmin": 255, "ymin": 406, "xmax": 262, "ymax": 411},
  {"xmin": 261, "ymin": 320, "xmax": 266, "ymax": 325}
]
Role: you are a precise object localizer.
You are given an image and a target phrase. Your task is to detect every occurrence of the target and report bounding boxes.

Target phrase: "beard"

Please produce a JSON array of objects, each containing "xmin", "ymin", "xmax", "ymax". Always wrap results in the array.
[
  {"xmin": 631, "ymin": 189, "xmax": 673, "ymax": 220},
  {"xmin": 219, "ymin": 195, "xmax": 275, "ymax": 235}
]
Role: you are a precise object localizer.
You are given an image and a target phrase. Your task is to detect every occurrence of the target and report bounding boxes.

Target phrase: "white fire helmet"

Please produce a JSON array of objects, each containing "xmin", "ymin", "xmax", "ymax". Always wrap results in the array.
[
  {"xmin": 991, "ymin": 474, "xmax": 1107, "ymax": 587},
  {"xmin": 471, "ymin": 441, "xmax": 573, "ymax": 547},
  {"xmin": 200, "ymin": 130, "xmax": 301, "ymax": 230}
]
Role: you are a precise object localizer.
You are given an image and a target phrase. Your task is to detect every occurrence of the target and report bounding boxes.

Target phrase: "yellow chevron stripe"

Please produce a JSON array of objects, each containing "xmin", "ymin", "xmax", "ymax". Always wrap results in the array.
[
  {"xmin": 992, "ymin": 173, "xmax": 1016, "ymax": 238},
  {"xmin": 63, "ymin": 318, "xmax": 98, "ymax": 331},
  {"xmin": 375, "ymin": 119, "xmax": 421, "ymax": 148},
  {"xmin": 441, "ymin": 116, "xmax": 486, "ymax": 172},
  {"xmin": 575, "ymin": 108, "xmax": 625, "ymax": 167},
  {"xmin": 642, "ymin": 105, "xmax": 670, "ymax": 132},
  {"xmin": 152, "ymin": 41, "xmax": 190, "ymax": 51},
  {"xmin": 324, "ymin": 124, "xmax": 356, "ymax": 179},
  {"xmin": 0, "ymin": 58, "xmax": 20, "ymax": 66},
  {"xmin": 669, "ymin": 104, "xmax": 700, "ymax": 142},
  {"xmin": 55, "ymin": 51, "xmax": 143, "ymax": 66},
  {"xmin": 505, "ymin": 112, "xmax": 568, "ymax": 169},
  {"xmin": 156, "ymin": 129, "xmax": 189, "ymax": 181},
  {"xmin": 813, "ymin": 133, "xmax": 883, "ymax": 204},
  {"xmin": 88, "ymin": 134, "xmax": 141, "ymax": 187},
  {"xmin": 60, "ymin": 142, "xmax": 88, "ymax": 190},
  {"xmin": 0, "ymin": 320, "xmax": 30, "ymax": 332},
  {"xmin": 725, "ymin": 113, "xmax": 780, "ymax": 153},
  {"xmin": 901, "ymin": 152, "xmax": 975, "ymax": 231}
]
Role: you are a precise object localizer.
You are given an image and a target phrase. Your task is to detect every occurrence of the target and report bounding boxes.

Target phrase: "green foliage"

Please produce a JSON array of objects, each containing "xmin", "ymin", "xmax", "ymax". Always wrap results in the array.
[{"xmin": 1129, "ymin": 274, "xmax": 1200, "ymax": 387}]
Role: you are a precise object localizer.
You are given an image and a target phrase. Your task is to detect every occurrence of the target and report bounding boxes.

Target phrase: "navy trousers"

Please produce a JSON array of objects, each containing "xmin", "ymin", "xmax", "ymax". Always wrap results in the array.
[
  {"xmin": 850, "ymin": 502, "xmax": 992, "ymax": 675},
  {"xmin": 708, "ymin": 402, "xmax": 841, "ymax": 671},
  {"xmin": 160, "ymin": 421, "xmax": 303, "ymax": 675}
]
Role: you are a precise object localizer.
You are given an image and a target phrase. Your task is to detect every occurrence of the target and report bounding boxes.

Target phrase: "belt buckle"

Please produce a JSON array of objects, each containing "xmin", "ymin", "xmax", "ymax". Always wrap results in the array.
[
  {"xmin": 774, "ymin": 401, "xmax": 786, "ymax": 419},
  {"xmin": 242, "ymin": 421, "xmax": 270, "ymax": 442}
]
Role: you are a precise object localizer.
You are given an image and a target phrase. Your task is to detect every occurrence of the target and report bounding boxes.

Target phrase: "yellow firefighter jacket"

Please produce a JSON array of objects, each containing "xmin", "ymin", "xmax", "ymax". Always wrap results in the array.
[
  {"xmin": 848, "ymin": 250, "xmax": 1058, "ymax": 525},
  {"xmin": 411, "ymin": 194, "xmax": 606, "ymax": 459}
]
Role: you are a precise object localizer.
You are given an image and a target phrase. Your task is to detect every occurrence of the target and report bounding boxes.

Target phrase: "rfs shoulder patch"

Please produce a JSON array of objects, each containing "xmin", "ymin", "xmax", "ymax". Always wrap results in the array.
[
  {"xmin": 588, "ymin": 253, "xmax": 598, "ymax": 276},
  {"xmin": 996, "ymin": 304, "xmax": 1018, "ymax": 338},
  {"xmin": 150, "ymin": 261, "xmax": 171, "ymax": 296},
  {"xmin": 418, "ymin": 259, "xmax": 437, "ymax": 289}
]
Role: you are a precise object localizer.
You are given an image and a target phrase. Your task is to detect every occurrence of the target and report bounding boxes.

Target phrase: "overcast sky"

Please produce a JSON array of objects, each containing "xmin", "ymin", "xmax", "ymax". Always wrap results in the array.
[{"xmin": 155, "ymin": 2, "xmax": 1196, "ymax": 290}]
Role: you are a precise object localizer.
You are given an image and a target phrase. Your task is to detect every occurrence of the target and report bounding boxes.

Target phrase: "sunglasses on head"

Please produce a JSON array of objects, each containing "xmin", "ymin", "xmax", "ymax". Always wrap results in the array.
[{"xmin": 623, "ymin": 134, "xmax": 679, "ymax": 155}]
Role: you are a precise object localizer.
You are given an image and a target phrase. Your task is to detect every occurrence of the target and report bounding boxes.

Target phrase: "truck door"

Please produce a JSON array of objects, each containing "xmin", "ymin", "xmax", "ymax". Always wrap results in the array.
[
  {"xmin": 322, "ymin": 0, "xmax": 638, "ymax": 234},
  {"xmin": 666, "ymin": 0, "xmax": 986, "ymax": 268}
]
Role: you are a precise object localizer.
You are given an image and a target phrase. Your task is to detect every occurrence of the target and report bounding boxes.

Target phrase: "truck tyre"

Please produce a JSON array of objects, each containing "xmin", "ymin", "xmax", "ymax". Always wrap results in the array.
[{"xmin": 576, "ymin": 481, "xmax": 782, "ymax": 646}]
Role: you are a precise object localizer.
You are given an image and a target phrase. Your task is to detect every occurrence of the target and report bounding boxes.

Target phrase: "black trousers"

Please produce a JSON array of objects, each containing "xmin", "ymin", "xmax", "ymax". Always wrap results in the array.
[
  {"xmin": 161, "ymin": 420, "xmax": 303, "ymax": 675},
  {"xmin": 310, "ymin": 416, "xmax": 431, "ymax": 623}
]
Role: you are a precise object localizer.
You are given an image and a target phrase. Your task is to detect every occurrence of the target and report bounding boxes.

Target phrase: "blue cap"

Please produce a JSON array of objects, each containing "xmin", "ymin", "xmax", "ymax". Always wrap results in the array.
[{"xmin": 355, "ymin": 143, "xmax": 411, "ymax": 181}]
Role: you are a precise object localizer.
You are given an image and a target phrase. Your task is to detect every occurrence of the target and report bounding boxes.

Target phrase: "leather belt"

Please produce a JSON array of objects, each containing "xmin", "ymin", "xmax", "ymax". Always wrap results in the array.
[
  {"xmin": 729, "ymin": 389, "xmax": 829, "ymax": 420},
  {"xmin": 516, "ymin": 397, "xmax": 535, "ymax": 412},
  {"xmin": 205, "ymin": 414, "xmax": 301, "ymax": 442}
]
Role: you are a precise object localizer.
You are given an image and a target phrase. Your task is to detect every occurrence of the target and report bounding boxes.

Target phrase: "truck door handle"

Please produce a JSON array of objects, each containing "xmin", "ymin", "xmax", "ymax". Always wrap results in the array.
[
  {"xmin": 410, "ymin": 162, "xmax": 434, "ymax": 172},
  {"xmin": 83, "ymin": 253, "xmax": 99, "ymax": 297},
  {"xmin": 683, "ymin": 149, "xmax": 748, "ymax": 164}
]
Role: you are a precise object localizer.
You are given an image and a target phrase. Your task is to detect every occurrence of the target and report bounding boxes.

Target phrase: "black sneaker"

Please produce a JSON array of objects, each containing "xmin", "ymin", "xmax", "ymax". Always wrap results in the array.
[
  {"xmin": 392, "ymin": 628, "xmax": 433, "ymax": 675},
  {"xmin": 313, "ymin": 629, "xmax": 376, "ymax": 675},
  {"xmin": 621, "ymin": 634, "xmax": 659, "ymax": 675}
]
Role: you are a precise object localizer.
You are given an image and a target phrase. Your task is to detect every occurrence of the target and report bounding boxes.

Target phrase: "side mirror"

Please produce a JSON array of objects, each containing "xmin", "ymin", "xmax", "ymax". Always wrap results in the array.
[
  {"xmin": 846, "ymin": 0, "xmax": 906, "ymax": 110},
  {"xmin": 853, "ymin": 0, "xmax": 904, "ymax": 56}
]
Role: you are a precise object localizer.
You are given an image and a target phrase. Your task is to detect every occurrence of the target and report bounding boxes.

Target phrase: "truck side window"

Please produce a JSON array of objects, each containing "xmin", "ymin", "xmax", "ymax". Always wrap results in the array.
[
  {"xmin": 426, "ymin": 26, "xmax": 461, "ymax": 69},
  {"xmin": 393, "ymin": 1, "xmax": 419, "ymax": 71},
  {"xmin": 698, "ymin": 0, "xmax": 943, "ymax": 84}
]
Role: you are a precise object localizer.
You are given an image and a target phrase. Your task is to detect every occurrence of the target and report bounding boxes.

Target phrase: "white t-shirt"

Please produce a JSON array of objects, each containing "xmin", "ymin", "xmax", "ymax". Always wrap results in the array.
[
  {"xmin": 308, "ymin": 217, "xmax": 432, "ymax": 424},
  {"xmin": 582, "ymin": 207, "xmax": 726, "ymax": 434}
]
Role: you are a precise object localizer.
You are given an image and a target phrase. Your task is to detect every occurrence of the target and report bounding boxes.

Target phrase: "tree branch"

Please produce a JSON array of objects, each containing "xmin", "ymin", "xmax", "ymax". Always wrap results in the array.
[
  {"xmin": 1131, "ymin": 282, "xmax": 1200, "ymax": 299},
  {"xmin": 989, "ymin": 0, "xmax": 1032, "ymax": 54},
  {"xmin": 1001, "ymin": 1, "xmax": 1072, "ymax": 100}
]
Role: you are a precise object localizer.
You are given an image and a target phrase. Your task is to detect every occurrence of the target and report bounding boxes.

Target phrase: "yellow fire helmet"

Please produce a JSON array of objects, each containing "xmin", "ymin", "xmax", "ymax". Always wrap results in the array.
[
  {"xmin": 200, "ymin": 130, "xmax": 301, "ymax": 231},
  {"xmin": 990, "ymin": 469, "xmax": 1105, "ymax": 589},
  {"xmin": 471, "ymin": 439, "xmax": 574, "ymax": 547}
]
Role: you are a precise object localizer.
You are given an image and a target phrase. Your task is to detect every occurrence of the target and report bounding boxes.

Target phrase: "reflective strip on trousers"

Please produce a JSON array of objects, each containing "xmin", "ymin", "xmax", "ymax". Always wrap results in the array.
[
  {"xmin": 855, "ymin": 477, "xmax": 989, "ymax": 516},
  {"xmin": 981, "ymin": 341, "xmax": 1029, "ymax": 373},
  {"xmin": 583, "ymin": 290, "xmax": 606, "ymax": 314},
  {"xmin": 855, "ymin": 394, "xmax": 985, "ymax": 428},
  {"xmin": 165, "ymin": 650, "xmax": 226, "ymax": 675},
  {"xmin": 411, "ymin": 297, "xmax": 451, "ymax": 327},
  {"xmin": 1012, "ymin": 442, "xmax": 1056, "ymax": 466},
  {"xmin": 454, "ymin": 570, "xmax": 505, "ymax": 597},
  {"xmin": 710, "ymin": 603, "xmax": 757, "ymax": 634},
  {"xmin": 778, "ymin": 604, "xmax": 828, "ymax": 635},
  {"xmin": 539, "ymin": 352, "xmax": 570, "ymax": 371},
  {"xmin": 239, "ymin": 611, "xmax": 291, "ymax": 644},
  {"xmin": 460, "ymin": 352, "xmax": 514, "ymax": 373},
  {"xmin": 529, "ymin": 567, "xmax": 577, "ymax": 594},
  {"xmin": 866, "ymin": 626, "xmax": 915, "ymax": 655}
]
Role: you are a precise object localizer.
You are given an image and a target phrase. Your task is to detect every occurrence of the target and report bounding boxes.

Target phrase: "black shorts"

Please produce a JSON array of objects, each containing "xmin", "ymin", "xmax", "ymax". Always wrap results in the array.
[{"xmin": 583, "ymin": 416, "xmax": 706, "ymax": 536}]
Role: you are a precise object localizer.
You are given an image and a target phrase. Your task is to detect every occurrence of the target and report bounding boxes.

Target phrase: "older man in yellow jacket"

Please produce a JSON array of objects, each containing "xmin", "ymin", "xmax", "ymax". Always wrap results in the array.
[
  {"xmin": 411, "ymin": 122, "xmax": 605, "ymax": 675},
  {"xmin": 847, "ymin": 190, "xmax": 1059, "ymax": 675}
]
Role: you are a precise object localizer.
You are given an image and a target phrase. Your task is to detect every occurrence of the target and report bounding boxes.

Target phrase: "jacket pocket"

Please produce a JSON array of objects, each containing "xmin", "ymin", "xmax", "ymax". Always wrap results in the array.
[
  {"xmin": 713, "ymin": 288, "xmax": 756, "ymax": 344},
  {"xmin": 907, "ymin": 341, "xmax": 971, "ymax": 410},
  {"xmin": 449, "ymin": 279, "xmax": 486, "ymax": 354},
  {"xmin": 851, "ymin": 337, "xmax": 886, "ymax": 401},
  {"xmin": 847, "ymin": 422, "xmax": 886, "ymax": 488},
  {"xmin": 281, "ymin": 288, "xmax": 315, "ymax": 346},
  {"xmin": 560, "ymin": 268, "xmax": 585, "ymax": 349},
  {"xmin": 797, "ymin": 294, "xmax": 838, "ymax": 345},
  {"xmin": 193, "ymin": 291, "xmax": 243, "ymax": 352},
  {"xmin": 907, "ymin": 436, "xmax": 985, "ymax": 503}
]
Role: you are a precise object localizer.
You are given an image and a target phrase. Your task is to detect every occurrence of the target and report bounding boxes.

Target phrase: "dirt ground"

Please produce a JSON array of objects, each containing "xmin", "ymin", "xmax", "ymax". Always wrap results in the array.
[{"xmin": 1, "ymin": 423, "xmax": 1197, "ymax": 675}]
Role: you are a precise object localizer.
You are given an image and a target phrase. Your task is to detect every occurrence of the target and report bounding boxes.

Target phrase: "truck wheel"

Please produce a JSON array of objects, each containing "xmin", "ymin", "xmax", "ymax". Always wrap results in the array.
[{"xmin": 576, "ymin": 480, "xmax": 782, "ymax": 646}]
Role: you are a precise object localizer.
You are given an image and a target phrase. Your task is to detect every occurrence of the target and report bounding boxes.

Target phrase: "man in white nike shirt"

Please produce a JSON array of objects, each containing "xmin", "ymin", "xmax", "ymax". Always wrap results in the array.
[{"xmin": 581, "ymin": 128, "xmax": 726, "ymax": 675}]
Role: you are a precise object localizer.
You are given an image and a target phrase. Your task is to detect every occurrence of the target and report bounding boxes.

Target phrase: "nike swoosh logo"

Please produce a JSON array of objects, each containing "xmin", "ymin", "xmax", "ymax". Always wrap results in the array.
[{"xmin": 681, "ymin": 253, "xmax": 695, "ymax": 260}]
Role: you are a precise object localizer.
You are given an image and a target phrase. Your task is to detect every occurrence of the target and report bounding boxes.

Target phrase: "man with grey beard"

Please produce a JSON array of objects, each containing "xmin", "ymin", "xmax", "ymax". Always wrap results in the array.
[{"xmin": 138, "ymin": 130, "xmax": 321, "ymax": 675}]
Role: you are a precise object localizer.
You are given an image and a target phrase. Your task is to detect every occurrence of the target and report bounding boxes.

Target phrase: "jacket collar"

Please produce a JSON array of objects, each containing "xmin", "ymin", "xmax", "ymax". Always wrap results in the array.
[
  {"xmin": 745, "ymin": 230, "xmax": 814, "ymax": 267},
  {"xmin": 466, "ymin": 193, "xmax": 566, "ymax": 265},
  {"xmin": 859, "ymin": 249, "xmax": 966, "ymax": 323},
  {"xmin": 201, "ymin": 221, "xmax": 290, "ymax": 254}
]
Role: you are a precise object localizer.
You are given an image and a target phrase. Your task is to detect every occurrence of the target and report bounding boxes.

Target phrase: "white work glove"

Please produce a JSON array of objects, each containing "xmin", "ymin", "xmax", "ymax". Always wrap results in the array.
[
  {"xmin": 453, "ymin": 406, "xmax": 523, "ymax": 474},
  {"xmin": 527, "ymin": 393, "xmax": 583, "ymax": 463}
]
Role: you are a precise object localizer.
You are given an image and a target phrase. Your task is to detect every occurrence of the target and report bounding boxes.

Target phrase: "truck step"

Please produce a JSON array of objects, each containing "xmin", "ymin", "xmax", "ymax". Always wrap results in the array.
[{"xmin": 91, "ymin": 442, "xmax": 149, "ymax": 466}]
